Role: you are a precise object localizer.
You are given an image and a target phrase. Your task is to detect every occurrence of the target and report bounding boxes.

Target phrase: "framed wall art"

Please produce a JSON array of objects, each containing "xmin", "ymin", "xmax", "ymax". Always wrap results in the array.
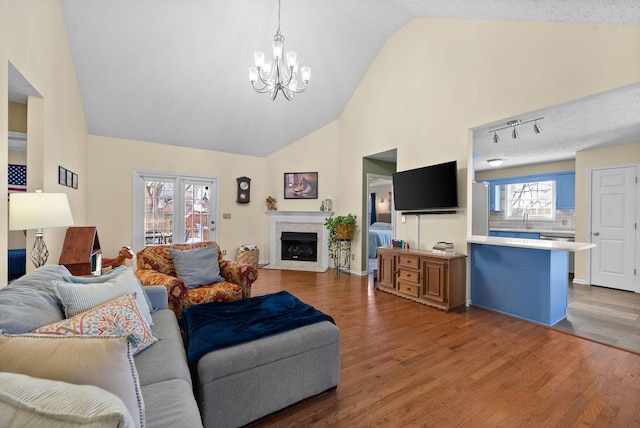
[{"xmin": 284, "ymin": 172, "xmax": 318, "ymax": 199}]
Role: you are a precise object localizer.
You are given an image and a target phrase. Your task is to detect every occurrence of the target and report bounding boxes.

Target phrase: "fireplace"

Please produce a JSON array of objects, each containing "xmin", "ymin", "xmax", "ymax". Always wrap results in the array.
[
  {"xmin": 281, "ymin": 232, "xmax": 318, "ymax": 262},
  {"xmin": 266, "ymin": 211, "xmax": 332, "ymax": 272}
]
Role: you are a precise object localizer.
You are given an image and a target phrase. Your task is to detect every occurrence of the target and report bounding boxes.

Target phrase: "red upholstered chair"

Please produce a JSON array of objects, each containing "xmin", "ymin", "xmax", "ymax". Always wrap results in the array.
[{"xmin": 135, "ymin": 241, "xmax": 257, "ymax": 318}]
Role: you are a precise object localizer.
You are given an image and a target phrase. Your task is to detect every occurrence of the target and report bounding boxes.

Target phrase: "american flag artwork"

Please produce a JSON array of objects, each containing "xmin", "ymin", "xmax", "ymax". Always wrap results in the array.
[{"xmin": 8, "ymin": 164, "xmax": 26, "ymax": 193}]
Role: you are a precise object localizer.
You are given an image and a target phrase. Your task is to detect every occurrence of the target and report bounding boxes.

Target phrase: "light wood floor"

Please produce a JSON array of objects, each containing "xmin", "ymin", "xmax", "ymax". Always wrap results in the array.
[
  {"xmin": 248, "ymin": 268, "xmax": 640, "ymax": 427},
  {"xmin": 555, "ymin": 283, "xmax": 640, "ymax": 354}
]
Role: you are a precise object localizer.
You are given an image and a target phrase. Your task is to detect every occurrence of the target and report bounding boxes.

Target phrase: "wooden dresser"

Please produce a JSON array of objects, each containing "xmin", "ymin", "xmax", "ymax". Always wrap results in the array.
[{"xmin": 377, "ymin": 247, "xmax": 466, "ymax": 311}]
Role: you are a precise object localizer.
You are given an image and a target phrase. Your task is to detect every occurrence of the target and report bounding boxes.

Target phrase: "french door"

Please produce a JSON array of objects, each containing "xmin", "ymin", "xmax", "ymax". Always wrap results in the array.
[{"xmin": 133, "ymin": 171, "xmax": 218, "ymax": 251}]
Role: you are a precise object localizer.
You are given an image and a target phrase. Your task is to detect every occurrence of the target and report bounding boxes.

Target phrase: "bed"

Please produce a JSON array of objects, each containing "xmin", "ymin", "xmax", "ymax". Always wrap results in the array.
[{"xmin": 368, "ymin": 221, "xmax": 392, "ymax": 258}]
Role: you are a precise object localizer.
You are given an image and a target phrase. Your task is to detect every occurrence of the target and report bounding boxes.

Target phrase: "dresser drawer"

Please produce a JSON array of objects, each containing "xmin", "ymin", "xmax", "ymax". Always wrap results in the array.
[
  {"xmin": 397, "ymin": 254, "xmax": 420, "ymax": 269},
  {"xmin": 397, "ymin": 281, "xmax": 420, "ymax": 298},
  {"xmin": 398, "ymin": 269, "xmax": 420, "ymax": 284}
]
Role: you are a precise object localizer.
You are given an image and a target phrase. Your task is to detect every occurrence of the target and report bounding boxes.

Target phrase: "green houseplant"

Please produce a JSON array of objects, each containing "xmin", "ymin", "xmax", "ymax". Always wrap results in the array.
[{"xmin": 324, "ymin": 213, "xmax": 357, "ymax": 267}]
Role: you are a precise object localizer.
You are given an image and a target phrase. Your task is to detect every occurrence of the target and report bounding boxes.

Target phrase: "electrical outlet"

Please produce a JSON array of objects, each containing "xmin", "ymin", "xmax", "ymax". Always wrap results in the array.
[
  {"xmin": 401, "ymin": 215, "xmax": 406, "ymax": 223},
  {"xmin": 222, "ymin": 250, "xmax": 226, "ymax": 255},
  {"xmin": 223, "ymin": 213, "xmax": 231, "ymax": 219},
  {"xmin": 352, "ymin": 254, "xmax": 355, "ymax": 260}
]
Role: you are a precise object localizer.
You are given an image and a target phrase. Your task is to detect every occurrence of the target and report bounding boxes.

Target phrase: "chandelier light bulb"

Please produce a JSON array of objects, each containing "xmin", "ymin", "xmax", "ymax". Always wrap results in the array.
[
  {"xmin": 301, "ymin": 66, "xmax": 311, "ymax": 83},
  {"xmin": 248, "ymin": 67, "xmax": 258, "ymax": 83}
]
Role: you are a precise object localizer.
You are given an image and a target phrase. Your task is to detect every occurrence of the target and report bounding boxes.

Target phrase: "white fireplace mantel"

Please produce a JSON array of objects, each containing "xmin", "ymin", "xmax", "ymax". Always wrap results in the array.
[{"xmin": 267, "ymin": 211, "xmax": 333, "ymax": 271}]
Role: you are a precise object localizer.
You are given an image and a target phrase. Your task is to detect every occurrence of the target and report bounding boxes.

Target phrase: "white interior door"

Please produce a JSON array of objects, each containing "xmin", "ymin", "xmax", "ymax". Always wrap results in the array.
[{"xmin": 590, "ymin": 166, "xmax": 637, "ymax": 292}]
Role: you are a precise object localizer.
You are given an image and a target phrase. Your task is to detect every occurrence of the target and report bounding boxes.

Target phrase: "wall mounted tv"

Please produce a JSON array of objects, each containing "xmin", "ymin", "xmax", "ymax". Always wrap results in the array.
[{"xmin": 392, "ymin": 160, "xmax": 459, "ymax": 214}]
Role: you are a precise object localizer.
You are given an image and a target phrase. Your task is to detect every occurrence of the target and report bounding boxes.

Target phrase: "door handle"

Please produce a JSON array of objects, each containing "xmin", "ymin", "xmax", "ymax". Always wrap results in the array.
[{"xmin": 593, "ymin": 232, "xmax": 600, "ymax": 236}]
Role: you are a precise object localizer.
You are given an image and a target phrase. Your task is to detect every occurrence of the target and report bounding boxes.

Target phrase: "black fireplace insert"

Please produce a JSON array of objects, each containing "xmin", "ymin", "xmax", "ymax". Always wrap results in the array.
[{"xmin": 281, "ymin": 232, "xmax": 318, "ymax": 262}]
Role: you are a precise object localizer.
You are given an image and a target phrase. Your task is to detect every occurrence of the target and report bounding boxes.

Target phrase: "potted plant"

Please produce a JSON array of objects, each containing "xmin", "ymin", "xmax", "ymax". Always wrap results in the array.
[
  {"xmin": 324, "ymin": 213, "xmax": 357, "ymax": 267},
  {"xmin": 265, "ymin": 195, "xmax": 277, "ymax": 210}
]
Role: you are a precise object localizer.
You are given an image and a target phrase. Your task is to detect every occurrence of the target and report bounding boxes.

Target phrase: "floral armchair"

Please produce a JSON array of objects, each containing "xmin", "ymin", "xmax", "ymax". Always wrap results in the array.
[{"xmin": 135, "ymin": 241, "xmax": 257, "ymax": 317}]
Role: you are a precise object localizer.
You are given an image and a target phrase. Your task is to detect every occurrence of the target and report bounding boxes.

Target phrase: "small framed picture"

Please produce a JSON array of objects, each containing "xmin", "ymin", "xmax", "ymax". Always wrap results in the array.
[
  {"xmin": 66, "ymin": 170, "xmax": 73, "ymax": 187},
  {"xmin": 72, "ymin": 173, "xmax": 78, "ymax": 189},
  {"xmin": 59, "ymin": 166, "xmax": 66, "ymax": 186},
  {"xmin": 284, "ymin": 172, "xmax": 318, "ymax": 199}
]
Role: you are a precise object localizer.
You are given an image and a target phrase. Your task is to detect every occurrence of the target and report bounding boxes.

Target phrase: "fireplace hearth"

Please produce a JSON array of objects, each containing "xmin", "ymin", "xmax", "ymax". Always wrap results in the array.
[{"xmin": 281, "ymin": 232, "xmax": 318, "ymax": 262}]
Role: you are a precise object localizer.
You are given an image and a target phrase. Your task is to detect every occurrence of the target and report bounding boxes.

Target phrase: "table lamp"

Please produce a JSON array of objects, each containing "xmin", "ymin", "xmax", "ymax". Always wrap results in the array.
[{"xmin": 9, "ymin": 190, "xmax": 74, "ymax": 268}]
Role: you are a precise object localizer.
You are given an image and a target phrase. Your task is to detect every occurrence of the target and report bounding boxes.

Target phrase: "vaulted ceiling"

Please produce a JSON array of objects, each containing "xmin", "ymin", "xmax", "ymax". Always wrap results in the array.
[{"xmin": 54, "ymin": 1, "xmax": 640, "ymax": 159}]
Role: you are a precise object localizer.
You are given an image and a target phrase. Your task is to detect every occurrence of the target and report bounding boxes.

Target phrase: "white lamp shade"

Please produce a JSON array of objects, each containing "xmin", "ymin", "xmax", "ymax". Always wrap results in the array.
[
  {"xmin": 286, "ymin": 51, "xmax": 297, "ymax": 69},
  {"xmin": 301, "ymin": 66, "xmax": 311, "ymax": 82},
  {"xmin": 272, "ymin": 39, "xmax": 283, "ymax": 59},
  {"xmin": 9, "ymin": 192, "xmax": 74, "ymax": 230},
  {"xmin": 253, "ymin": 51, "xmax": 265, "ymax": 68}
]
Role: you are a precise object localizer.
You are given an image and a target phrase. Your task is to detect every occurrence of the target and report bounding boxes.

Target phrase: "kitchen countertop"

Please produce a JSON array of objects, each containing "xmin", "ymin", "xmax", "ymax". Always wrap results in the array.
[
  {"xmin": 468, "ymin": 235, "xmax": 594, "ymax": 252},
  {"xmin": 489, "ymin": 228, "xmax": 575, "ymax": 236}
]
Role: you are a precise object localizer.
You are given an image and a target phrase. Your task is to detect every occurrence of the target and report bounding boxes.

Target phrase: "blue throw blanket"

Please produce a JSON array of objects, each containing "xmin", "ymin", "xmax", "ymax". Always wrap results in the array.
[{"xmin": 180, "ymin": 291, "xmax": 335, "ymax": 364}]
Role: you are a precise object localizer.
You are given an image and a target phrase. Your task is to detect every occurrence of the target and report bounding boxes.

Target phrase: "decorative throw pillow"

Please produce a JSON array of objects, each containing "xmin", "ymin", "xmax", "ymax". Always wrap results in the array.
[
  {"xmin": 0, "ymin": 372, "xmax": 135, "ymax": 428},
  {"xmin": 0, "ymin": 334, "xmax": 145, "ymax": 428},
  {"xmin": 32, "ymin": 293, "xmax": 158, "ymax": 355},
  {"xmin": 62, "ymin": 265, "xmax": 155, "ymax": 314},
  {"xmin": 55, "ymin": 267, "xmax": 154, "ymax": 326},
  {"xmin": 169, "ymin": 244, "xmax": 225, "ymax": 289}
]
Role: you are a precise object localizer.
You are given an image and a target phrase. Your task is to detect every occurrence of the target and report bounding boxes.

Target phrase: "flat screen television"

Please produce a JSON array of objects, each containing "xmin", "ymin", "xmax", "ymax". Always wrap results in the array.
[{"xmin": 392, "ymin": 160, "xmax": 458, "ymax": 213}]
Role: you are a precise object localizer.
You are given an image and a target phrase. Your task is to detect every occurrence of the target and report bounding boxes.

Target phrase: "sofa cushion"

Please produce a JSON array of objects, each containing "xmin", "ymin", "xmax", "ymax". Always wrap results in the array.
[
  {"xmin": 141, "ymin": 379, "xmax": 203, "ymax": 428},
  {"xmin": 33, "ymin": 293, "xmax": 158, "ymax": 355},
  {"xmin": 169, "ymin": 244, "xmax": 224, "ymax": 288},
  {"xmin": 55, "ymin": 267, "xmax": 154, "ymax": 326},
  {"xmin": 0, "ymin": 265, "xmax": 71, "ymax": 333},
  {"xmin": 0, "ymin": 334, "xmax": 145, "ymax": 428},
  {"xmin": 135, "ymin": 309, "xmax": 192, "ymax": 387},
  {"xmin": 0, "ymin": 372, "xmax": 135, "ymax": 428}
]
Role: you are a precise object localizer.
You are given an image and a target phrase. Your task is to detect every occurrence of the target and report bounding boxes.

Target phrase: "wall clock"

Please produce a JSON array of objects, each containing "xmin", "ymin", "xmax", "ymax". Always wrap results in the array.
[{"xmin": 236, "ymin": 176, "xmax": 251, "ymax": 203}]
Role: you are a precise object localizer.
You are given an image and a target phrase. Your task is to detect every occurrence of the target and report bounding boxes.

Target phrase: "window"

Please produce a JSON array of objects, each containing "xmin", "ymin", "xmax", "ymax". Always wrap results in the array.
[
  {"xmin": 506, "ymin": 180, "xmax": 555, "ymax": 219},
  {"xmin": 133, "ymin": 171, "xmax": 217, "ymax": 250}
]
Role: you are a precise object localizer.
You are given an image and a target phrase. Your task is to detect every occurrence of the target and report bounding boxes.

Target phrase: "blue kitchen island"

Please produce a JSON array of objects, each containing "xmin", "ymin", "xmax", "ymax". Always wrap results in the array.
[{"xmin": 468, "ymin": 235, "xmax": 595, "ymax": 326}]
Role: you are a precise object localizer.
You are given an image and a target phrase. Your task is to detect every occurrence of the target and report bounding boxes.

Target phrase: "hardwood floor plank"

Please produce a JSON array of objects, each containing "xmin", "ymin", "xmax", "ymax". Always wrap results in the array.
[{"xmin": 247, "ymin": 269, "xmax": 640, "ymax": 427}]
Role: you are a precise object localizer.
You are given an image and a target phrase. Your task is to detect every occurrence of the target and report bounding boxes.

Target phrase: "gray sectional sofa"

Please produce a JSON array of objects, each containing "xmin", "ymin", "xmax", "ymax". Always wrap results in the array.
[
  {"xmin": 0, "ymin": 265, "xmax": 202, "ymax": 428},
  {"xmin": 0, "ymin": 265, "xmax": 340, "ymax": 428}
]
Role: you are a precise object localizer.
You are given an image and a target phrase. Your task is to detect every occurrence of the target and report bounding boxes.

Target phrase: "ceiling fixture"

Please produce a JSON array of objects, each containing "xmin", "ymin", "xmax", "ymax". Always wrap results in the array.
[
  {"xmin": 488, "ymin": 117, "xmax": 544, "ymax": 141},
  {"xmin": 487, "ymin": 158, "xmax": 504, "ymax": 167},
  {"xmin": 248, "ymin": 0, "xmax": 311, "ymax": 101}
]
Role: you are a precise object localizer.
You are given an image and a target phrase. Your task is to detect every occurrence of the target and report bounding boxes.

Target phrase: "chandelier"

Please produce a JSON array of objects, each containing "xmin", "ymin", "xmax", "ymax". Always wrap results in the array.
[{"xmin": 248, "ymin": 0, "xmax": 311, "ymax": 101}]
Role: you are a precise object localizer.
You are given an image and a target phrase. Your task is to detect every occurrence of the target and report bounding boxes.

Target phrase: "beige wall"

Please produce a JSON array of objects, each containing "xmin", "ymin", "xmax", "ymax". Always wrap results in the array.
[
  {"xmin": 87, "ymin": 135, "xmax": 267, "ymax": 259},
  {"xmin": 7, "ymin": 150, "xmax": 26, "ymax": 250},
  {"xmin": 267, "ymin": 17, "xmax": 640, "ymax": 273},
  {"xmin": 1, "ymin": 0, "xmax": 88, "ymax": 281},
  {"xmin": 574, "ymin": 142, "xmax": 640, "ymax": 282},
  {"xmin": 8, "ymin": 101, "xmax": 26, "ymax": 133}
]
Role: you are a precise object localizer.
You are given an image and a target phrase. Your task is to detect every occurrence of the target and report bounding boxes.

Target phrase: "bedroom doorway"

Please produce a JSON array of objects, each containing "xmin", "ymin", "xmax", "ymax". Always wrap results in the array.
[
  {"xmin": 363, "ymin": 149, "xmax": 397, "ymax": 273},
  {"xmin": 367, "ymin": 174, "xmax": 394, "ymax": 273}
]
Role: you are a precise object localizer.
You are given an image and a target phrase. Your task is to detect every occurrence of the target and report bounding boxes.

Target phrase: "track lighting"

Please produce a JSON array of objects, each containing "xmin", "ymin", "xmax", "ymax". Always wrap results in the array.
[{"xmin": 488, "ymin": 117, "xmax": 544, "ymax": 142}]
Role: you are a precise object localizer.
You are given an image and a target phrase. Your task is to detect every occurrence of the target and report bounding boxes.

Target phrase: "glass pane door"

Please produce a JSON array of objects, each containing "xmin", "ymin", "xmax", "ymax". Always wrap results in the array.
[
  {"xmin": 183, "ymin": 178, "xmax": 216, "ymax": 243},
  {"xmin": 144, "ymin": 180, "xmax": 174, "ymax": 245}
]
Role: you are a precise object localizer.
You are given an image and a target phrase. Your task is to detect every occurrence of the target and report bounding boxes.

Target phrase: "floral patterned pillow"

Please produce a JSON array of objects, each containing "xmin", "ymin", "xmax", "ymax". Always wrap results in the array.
[{"xmin": 32, "ymin": 293, "xmax": 157, "ymax": 355}]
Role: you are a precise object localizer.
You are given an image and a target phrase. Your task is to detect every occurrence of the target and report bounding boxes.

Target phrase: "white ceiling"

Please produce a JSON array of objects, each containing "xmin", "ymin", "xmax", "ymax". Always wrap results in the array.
[{"xmin": 9, "ymin": 1, "xmax": 640, "ymax": 162}]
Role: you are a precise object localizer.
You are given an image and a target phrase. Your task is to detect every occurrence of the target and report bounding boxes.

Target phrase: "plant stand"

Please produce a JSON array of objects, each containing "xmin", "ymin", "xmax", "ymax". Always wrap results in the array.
[{"xmin": 335, "ymin": 239, "xmax": 351, "ymax": 274}]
